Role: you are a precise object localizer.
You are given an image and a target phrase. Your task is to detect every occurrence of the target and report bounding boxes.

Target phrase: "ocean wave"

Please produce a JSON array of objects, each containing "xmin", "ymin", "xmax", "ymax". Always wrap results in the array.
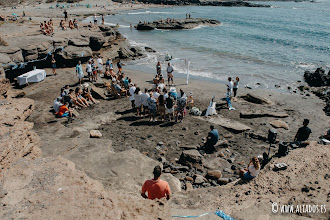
[{"xmin": 127, "ymin": 11, "xmax": 171, "ymax": 15}]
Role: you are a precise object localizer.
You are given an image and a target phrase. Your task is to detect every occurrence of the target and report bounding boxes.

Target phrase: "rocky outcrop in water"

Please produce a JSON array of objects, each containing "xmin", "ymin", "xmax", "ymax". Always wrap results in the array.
[
  {"xmin": 304, "ymin": 67, "xmax": 330, "ymax": 87},
  {"xmin": 136, "ymin": 18, "xmax": 220, "ymax": 30},
  {"xmin": 303, "ymin": 68, "xmax": 330, "ymax": 116}
]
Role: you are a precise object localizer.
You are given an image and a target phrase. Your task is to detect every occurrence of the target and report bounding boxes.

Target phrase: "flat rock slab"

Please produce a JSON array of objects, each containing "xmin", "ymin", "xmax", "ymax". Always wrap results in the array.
[
  {"xmin": 90, "ymin": 84, "xmax": 107, "ymax": 100},
  {"xmin": 195, "ymin": 116, "xmax": 251, "ymax": 133},
  {"xmin": 240, "ymin": 110, "xmax": 289, "ymax": 118},
  {"xmin": 243, "ymin": 93, "xmax": 272, "ymax": 105},
  {"xmin": 270, "ymin": 120, "xmax": 289, "ymax": 130}
]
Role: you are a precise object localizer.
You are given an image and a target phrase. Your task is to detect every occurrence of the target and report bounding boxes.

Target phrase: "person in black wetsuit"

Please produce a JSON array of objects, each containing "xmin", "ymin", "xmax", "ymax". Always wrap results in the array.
[{"xmin": 293, "ymin": 119, "xmax": 312, "ymax": 147}]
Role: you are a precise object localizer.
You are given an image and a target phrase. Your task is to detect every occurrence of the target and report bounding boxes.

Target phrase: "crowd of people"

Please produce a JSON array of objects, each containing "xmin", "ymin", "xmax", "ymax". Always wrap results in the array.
[
  {"xmin": 40, "ymin": 19, "xmax": 54, "ymax": 36},
  {"xmin": 128, "ymin": 84, "xmax": 190, "ymax": 123},
  {"xmin": 49, "ymin": 54, "xmax": 328, "ymax": 202},
  {"xmin": 53, "ymin": 84, "xmax": 98, "ymax": 120}
]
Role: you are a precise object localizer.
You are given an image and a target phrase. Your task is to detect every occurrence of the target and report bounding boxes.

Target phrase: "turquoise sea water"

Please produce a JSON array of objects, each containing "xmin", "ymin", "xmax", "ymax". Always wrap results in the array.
[{"xmin": 103, "ymin": 1, "xmax": 330, "ymax": 89}]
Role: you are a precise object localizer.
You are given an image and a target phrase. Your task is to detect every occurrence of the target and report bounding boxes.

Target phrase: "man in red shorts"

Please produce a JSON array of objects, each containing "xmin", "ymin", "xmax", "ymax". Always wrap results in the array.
[{"xmin": 141, "ymin": 165, "xmax": 171, "ymax": 200}]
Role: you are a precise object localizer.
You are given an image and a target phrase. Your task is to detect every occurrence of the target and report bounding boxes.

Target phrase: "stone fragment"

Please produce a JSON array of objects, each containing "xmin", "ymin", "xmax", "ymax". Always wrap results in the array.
[
  {"xmin": 90, "ymin": 130, "xmax": 102, "ymax": 138},
  {"xmin": 206, "ymin": 170, "xmax": 222, "ymax": 180},
  {"xmin": 270, "ymin": 120, "xmax": 289, "ymax": 130}
]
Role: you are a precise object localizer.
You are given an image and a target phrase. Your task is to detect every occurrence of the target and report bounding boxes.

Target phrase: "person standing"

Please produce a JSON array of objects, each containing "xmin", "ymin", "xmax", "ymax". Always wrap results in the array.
[
  {"xmin": 76, "ymin": 61, "xmax": 84, "ymax": 85},
  {"xmin": 156, "ymin": 61, "xmax": 161, "ymax": 76},
  {"xmin": 227, "ymin": 77, "xmax": 234, "ymax": 94},
  {"xmin": 93, "ymin": 14, "xmax": 97, "ymax": 26},
  {"xmin": 51, "ymin": 54, "xmax": 56, "ymax": 76},
  {"xmin": 166, "ymin": 62, "xmax": 174, "ymax": 86},
  {"xmin": 142, "ymin": 88, "xmax": 150, "ymax": 116},
  {"xmin": 101, "ymin": 14, "xmax": 105, "ymax": 25},
  {"xmin": 97, "ymin": 55, "xmax": 103, "ymax": 74},
  {"xmin": 64, "ymin": 10, "xmax": 68, "ymax": 22},
  {"xmin": 233, "ymin": 77, "xmax": 239, "ymax": 97},
  {"xmin": 117, "ymin": 60, "xmax": 123, "ymax": 74},
  {"xmin": 134, "ymin": 87, "xmax": 143, "ymax": 117},
  {"xmin": 86, "ymin": 60, "xmax": 92, "ymax": 82},
  {"xmin": 147, "ymin": 93, "xmax": 157, "ymax": 122},
  {"xmin": 141, "ymin": 165, "xmax": 171, "ymax": 200},
  {"xmin": 129, "ymin": 83, "xmax": 136, "ymax": 110}
]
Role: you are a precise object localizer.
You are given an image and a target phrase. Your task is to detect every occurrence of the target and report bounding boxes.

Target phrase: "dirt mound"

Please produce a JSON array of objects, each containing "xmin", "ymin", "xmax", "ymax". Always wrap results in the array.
[
  {"xmin": 0, "ymin": 156, "xmax": 170, "ymax": 219},
  {"xmin": 0, "ymin": 97, "xmax": 41, "ymax": 173}
]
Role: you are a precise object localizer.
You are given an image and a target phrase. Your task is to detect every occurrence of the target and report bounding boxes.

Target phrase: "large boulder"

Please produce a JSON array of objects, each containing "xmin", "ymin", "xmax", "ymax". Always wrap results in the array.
[
  {"xmin": 162, "ymin": 173, "xmax": 181, "ymax": 193},
  {"xmin": 68, "ymin": 37, "xmax": 90, "ymax": 47},
  {"xmin": 203, "ymin": 157, "xmax": 231, "ymax": 170},
  {"xmin": 179, "ymin": 150, "xmax": 203, "ymax": 165},
  {"xmin": 89, "ymin": 34, "xmax": 106, "ymax": 51},
  {"xmin": 206, "ymin": 170, "xmax": 222, "ymax": 180},
  {"xmin": 60, "ymin": 46, "xmax": 93, "ymax": 60},
  {"xmin": 304, "ymin": 67, "xmax": 330, "ymax": 87},
  {"xmin": 21, "ymin": 44, "xmax": 38, "ymax": 62},
  {"xmin": 0, "ymin": 53, "xmax": 11, "ymax": 65}
]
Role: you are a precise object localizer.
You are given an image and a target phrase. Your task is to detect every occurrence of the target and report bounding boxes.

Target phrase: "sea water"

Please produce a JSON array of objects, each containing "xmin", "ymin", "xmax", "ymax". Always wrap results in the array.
[{"xmin": 103, "ymin": 1, "xmax": 330, "ymax": 90}]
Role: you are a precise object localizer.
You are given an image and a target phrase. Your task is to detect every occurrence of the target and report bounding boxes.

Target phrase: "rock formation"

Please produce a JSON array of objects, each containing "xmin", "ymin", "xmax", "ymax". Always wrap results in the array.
[
  {"xmin": 0, "ymin": 24, "xmax": 144, "ymax": 81},
  {"xmin": 136, "ymin": 18, "xmax": 220, "ymax": 30}
]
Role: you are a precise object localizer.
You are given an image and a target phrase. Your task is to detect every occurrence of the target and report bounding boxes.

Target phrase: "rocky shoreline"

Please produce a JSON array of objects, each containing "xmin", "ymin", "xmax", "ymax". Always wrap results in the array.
[
  {"xmin": 136, "ymin": 18, "xmax": 220, "ymax": 30},
  {"xmin": 0, "ymin": 23, "xmax": 145, "ymax": 81},
  {"xmin": 134, "ymin": 0, "xmax": 271, "ymax": 7}
]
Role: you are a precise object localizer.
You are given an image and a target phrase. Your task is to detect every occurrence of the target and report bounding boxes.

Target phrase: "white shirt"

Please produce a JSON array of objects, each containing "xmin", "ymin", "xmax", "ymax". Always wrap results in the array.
[
  {"xmin": 86, "ymin": 63, "xmax": 92, "ymax": 72},
  {"xmin": 227, "ymin": 81, "xmax": 234, "ymax": 91},
  {"xmin": 248, "ymin": 165, "xmax": 260, "ymax": 177},
  {"xmin": 142, "ymin": 92, "xmax": 150, "ymax": 106},
  {"xmin": 167, "ymin": 66, "xmax": 173, "ymax": 73},
  {"xmin": 163, "ymin": 93, "xmax": 169, "ymax": 101},
  {"xmin": 153, "ymin": 92, "xmax": 160, "ymax": 100},
  {"xmin": 97, "ymin": 58, "xmax": 103, "ymax": 66},
  {"xmin": 94, "ymin": 15, "xmax": 97, "ymax": 21},
  {"xmin": 53, "ymin": 99, "xmax": 62, "ymax": 113},
  {"xmin": 129, "ymin": 86, "xmax": 136, "ymax": 101},
  {"xmin": 134, "ymin": 91, "xmax": 143, "ymax": 107}
]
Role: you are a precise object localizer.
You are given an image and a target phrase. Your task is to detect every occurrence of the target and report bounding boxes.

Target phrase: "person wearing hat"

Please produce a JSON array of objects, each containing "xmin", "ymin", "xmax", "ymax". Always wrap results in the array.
[{"xmin": 141, "ymin": 165, "xmax": 171, "ymax": 200}]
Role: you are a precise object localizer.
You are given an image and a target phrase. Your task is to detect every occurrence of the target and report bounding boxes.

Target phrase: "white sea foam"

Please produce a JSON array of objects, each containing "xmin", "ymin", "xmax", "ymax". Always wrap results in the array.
[{"xmin": 127, "ymin": 11, "xmax": 171, "ymax": 15}]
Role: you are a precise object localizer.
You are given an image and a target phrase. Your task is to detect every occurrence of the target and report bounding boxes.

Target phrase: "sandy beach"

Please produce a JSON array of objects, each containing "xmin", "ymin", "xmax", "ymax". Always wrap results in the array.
[{"xmin": 0, "ymin": 1, "xmax": 329, "ymax": 219}]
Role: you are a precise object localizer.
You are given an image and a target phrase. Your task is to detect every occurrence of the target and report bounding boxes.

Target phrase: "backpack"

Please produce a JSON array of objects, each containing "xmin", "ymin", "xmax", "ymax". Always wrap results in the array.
[{"xmin": 278, "ymin": 142, "xmax": 289, "ymax": 157}]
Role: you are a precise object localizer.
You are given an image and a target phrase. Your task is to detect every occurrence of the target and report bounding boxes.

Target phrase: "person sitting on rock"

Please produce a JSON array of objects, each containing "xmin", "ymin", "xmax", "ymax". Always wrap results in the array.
[
  {"xmin": 73, "ymin": 18, "xmax": 79, "ymax": 29},
  {"xmin": 202, "ymin": 125, "xmax": 219, "ymax": 154},
  {"xmin": 293, "ymin": 119, "xmax": 312, "ymax": 147},
  {"xmin": 239, "ymin": 157, "xmax": 260, "ymax": 180},
  {"xmin": 82, "ymin": 87, "xmax": 96, "ymax": 104},
  {"xmin": 53, "ymin": 97, "xmax": 63, "ymax": 113},
  {"xmin": 75, "ymin": 87, "xmax": 89, "ymax": 107},
  {"xmin": 141, "ymin": 165, "xmax": 171, "ymax": 200},
  {"xmin": 69, "ymin": 19, "xmax": 74, "ymax": 29}
]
